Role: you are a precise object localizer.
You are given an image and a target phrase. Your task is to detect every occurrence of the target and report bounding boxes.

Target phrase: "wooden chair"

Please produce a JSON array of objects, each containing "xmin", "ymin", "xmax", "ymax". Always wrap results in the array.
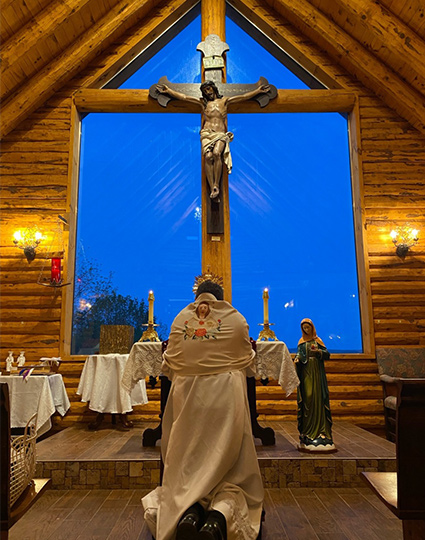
[
  {"xmin": 376, "ymin": 347, "xmax": 425, "ymax": 441},
  {"xmin": 361, "ymin": 378, "xmax": 425, "ymax": 539},
  {"xmin": 0, "ymin": 383, "xmax": 50, "ymax": 540}
]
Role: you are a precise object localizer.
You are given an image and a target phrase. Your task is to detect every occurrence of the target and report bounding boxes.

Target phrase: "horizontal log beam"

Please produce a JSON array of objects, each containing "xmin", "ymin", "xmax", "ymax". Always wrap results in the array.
[
  {"xmin": 0, "ymin": 321, "xmax": 61, "ymax": 334},
  {"xmin": 55, "ymin": 413, "xmax": 385, "ymax": 427},
  {"xmin": 73, "ymin": 88, "xmax": 357, "ymax": 112},
  {"xmin": 255, "ymin": 385, "xmax": 383, "ymax": 399},
  {"xmin": 257, "ymin": 399, "xmax": 383, "ymax": 414}
]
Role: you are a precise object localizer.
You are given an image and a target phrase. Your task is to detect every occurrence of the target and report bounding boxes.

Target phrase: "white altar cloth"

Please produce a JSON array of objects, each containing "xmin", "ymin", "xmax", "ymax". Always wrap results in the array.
[
  {"xmin": 122, "ymin": 341, "xmax": 299, "ymax": 396},
  {"xmin": 77, "ymin": 354, "xmax": 148, "ymax": 413},
  {"xmin": 0, "ymin": 373, "xmax": 70, "ymax": 436},
  {"xmin": 255, "ymin": 341, "xmax": 299, "ymax": 396}
]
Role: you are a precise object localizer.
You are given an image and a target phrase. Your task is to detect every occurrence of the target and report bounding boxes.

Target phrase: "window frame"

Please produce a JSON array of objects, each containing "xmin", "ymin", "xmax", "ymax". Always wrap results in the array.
[{"xmin": 61, "ymin": 90, "xmax": 374, "ymax": 359}]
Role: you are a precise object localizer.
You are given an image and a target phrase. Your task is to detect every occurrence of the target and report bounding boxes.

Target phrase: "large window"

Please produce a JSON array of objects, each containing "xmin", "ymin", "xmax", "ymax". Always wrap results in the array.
[
  {"xmin": 72, "ymin": 113, "xmax": 201, "ymax": 354},
  {"xmin": 70, "ymin": 9, "xmax": 365, "ymax": 354},
  {"xmin": 229, "ymin": 112, "xmax": 362, "ymax": 352}
]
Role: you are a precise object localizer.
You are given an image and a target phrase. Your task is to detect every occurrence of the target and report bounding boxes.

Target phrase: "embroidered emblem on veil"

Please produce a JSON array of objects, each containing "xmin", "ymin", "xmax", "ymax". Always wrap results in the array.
[{"xmin": 183, "ymin": 317, "xmax": 222, "ymax": 340}]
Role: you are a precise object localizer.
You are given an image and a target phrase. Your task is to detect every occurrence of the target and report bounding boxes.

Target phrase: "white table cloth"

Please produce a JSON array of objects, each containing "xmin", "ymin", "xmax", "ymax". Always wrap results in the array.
[
  {"xmin": 122, "ymin": 340, "xmax": 299, "ymax": 396},
  {"xmin": 77, "ymin": 354, "xmax": 148, "ymax": 413},
  {"xmin": 255, "ymin": 341, "xmax": 299, "ymax": 396},
  {"xmin": 0, "ymin": 373, "xmax": 70, "ymax": 436}
]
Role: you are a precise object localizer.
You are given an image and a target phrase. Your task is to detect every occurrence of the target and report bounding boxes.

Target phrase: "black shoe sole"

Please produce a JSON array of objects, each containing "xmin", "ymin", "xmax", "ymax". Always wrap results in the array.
[
  {"xmin": 198, "ymin": 525, "xmax": 223, "ymax": 540},
  {"xmin": 176, "ymin": 522, "xmax": 199, "ymax": 540},
  {"xmin": 198, "ymin": 530, "xmax": 218, "ymax": 540}
]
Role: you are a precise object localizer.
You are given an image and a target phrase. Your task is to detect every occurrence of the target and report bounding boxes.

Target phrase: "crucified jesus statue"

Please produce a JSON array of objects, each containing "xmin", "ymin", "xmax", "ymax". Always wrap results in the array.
[{"xmin": 157, "ymin": 80, "xmax": 270, "ymax": 199}]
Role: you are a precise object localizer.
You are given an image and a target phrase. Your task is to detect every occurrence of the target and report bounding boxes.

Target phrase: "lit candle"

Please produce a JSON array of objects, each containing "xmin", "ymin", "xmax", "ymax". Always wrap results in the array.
[
  {"xmin": 148, "ymin": 290, "xmax": 154, "ymax": 324},
  {"xmin": 51, "ymin": 257, "xmax": 61, "ymax": 283},
  {"xmin": 263, "ymin": 288, "xmax": 269, "ymax": 325}
]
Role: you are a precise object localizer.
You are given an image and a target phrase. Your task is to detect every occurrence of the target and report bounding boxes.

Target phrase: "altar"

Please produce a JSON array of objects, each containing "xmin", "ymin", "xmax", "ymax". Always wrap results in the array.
[
  {"xmin": 122, "ymin": 339, "xmax": 299, "ymax": 446},
  {"xmin": 0, "ymin": 373, "xmax": 70, "ymax": 436},
  {"xmin": 76, "ymin": 353, "xmax": 148, "ymax": 430}
]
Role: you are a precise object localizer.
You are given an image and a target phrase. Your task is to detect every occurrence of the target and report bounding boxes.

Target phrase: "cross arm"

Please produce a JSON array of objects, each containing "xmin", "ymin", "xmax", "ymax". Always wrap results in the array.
[
  {"xmin": 226, "ymin": 78, "xmax": 275, "ymax": 106},
  {"xmin": 149, "ymin": 76, "xmax": 203, "ymax": 109}
]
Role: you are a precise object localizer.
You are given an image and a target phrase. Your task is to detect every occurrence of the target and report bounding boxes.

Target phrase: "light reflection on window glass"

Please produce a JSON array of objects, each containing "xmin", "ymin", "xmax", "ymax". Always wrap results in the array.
[
  {"xmin": 226, "ymin": 16, "xmax": 310, "ymax": 89},
  {"xmin": 229, "ymin": 112, "xmax": 363, "ymax": 353},
  {"xmin": 71, "ymin": 9, "xmax": 363, "ymax": 354},
  {"xmin": 72, "ymin": 113, "xmax": 201, "ymax": 354},
  {"xmin": 119, "ymin": 14, "xmax": 202, "ymax": 88}
]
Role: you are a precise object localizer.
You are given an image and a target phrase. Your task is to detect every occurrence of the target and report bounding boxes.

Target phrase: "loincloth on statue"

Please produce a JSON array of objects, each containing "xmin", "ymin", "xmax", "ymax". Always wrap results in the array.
[{"xmin": 200, "ymin": 129, "xmax": 234, "ymax": 174}]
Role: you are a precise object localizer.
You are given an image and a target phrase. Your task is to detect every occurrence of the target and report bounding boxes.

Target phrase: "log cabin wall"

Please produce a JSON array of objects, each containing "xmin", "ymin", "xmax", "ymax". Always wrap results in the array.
[{"xmin": 1, "ymin": 0, "xmax": 424, "ymax": 430}]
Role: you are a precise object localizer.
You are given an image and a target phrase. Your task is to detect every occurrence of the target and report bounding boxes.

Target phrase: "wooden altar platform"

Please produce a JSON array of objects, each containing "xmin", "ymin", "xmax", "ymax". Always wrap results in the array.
[{"xmin": 35, "ymin": 421, "xmax": 395, "ymax": 490}]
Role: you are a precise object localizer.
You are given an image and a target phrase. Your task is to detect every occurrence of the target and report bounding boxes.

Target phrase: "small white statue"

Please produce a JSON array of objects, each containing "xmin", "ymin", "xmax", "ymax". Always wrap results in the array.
[
  {"xmin": 6, "ymin": 351, "xmax": 14, "ymax": 372},
  {"xmin": 17, "ymin": 351, "xmax": 26, "ymax": 367}
]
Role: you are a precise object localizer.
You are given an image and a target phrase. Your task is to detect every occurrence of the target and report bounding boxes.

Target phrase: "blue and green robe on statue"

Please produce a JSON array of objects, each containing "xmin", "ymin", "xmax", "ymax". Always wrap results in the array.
[{"xmin": 295, "ymin": 318, "xmax": 334, "ymax": 449}]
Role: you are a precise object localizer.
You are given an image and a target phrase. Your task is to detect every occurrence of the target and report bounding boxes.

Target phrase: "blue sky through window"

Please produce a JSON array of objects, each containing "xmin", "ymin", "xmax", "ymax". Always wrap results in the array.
[
  {"xmin": 119, "ymin": 14, "xmax": 202, "ymax": 87},
  {"xmin": 72, "ymin": 10, "xmax": 362, "ymax": 353},
  {"xmin": 225, "ymin": 17, "xmax": 310, "ymax": 89},
  {"xmin": 229, "ymin": 112, "xmax": 362, "ymax": 352}
]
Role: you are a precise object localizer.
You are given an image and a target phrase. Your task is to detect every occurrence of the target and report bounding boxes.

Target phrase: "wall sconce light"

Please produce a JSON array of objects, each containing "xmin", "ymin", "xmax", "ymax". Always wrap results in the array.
[
  {"xmin": 13, "ymin": 227, "xmax": 43, "ymax": 262},
  {"xmin": 36, "ymin": 217, "xmax": 70, "ymax": 288},
  {"xmin": 390, "ymin": 225, "xmax": 419, "ymax": 258}
]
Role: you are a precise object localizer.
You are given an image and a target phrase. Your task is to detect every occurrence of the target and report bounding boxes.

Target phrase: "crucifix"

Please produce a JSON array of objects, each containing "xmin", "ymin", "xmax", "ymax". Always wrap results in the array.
[{"xmin": 148, "ymin": 0, "xmax": 277, "ymax": 300}]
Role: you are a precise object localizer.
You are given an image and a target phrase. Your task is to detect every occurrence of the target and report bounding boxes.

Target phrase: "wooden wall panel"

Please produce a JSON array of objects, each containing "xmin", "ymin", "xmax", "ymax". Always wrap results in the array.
[
  {"xmin": 1, "ymin": 1, "xmax": 425, "ymax": 429},
  {"xmin": 0, "ymin": 97, "xmax": 72, "ymax": 364}
]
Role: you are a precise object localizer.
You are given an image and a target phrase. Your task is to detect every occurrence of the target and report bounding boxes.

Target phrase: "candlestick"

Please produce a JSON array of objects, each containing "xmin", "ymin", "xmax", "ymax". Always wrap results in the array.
[
  {"xmin": 263, "ymin": 288, "xmax": 269, "ymax": 325},
  {"xmin": 148, "ymin": 290, "xmax": 154, "ymax": 324},
  {"xmin": 258, "ymin": 287, "xmax": 278, "ymax": 341}
]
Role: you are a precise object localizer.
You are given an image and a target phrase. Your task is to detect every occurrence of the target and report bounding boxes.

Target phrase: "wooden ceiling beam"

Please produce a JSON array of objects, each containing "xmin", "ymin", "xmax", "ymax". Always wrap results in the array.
[
  {"xmin": 379, "ymin": 0, "xmax": 425, "ymax": 40},
  {"xmin": 0, "ymin": 0, "xmax": 164, "ymax": 139},
  {"xmin": 1, "ymin": 0, "xmax": 95, "ymax": 100},
  {"xmin": 77, "ymin": 0, "xmax": 199, "ymax": 89},
  {"xmin": 73, "ymin": 88, "xmax": 357, "ymax": 113},
  {"xmin": 1, "ymin": 0, "xmax": 93, "ymax": 75},
  {"xmin": 314, "ymin": 0, "xmax": 425, "ymax": 97},
  {"xmin": 263, "ymin": 0, "xmax": 425, "ymax": 134},
  {"xmin": 229, "ymin": 0, "xmax": 344, "ymax": 90},
  {"xmin": 0, "ymin": 0, "xmax": 17, "ymax": 10}
]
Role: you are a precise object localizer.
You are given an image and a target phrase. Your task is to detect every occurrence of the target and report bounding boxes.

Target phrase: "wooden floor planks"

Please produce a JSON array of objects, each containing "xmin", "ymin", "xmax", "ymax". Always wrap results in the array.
[
  {"xmin": 21, "ymin": 421, "xmax": 402, "ymax": 538},
  {"xmin": 9, "ymin": 488, "xmax": 403, "ymax": 539}
]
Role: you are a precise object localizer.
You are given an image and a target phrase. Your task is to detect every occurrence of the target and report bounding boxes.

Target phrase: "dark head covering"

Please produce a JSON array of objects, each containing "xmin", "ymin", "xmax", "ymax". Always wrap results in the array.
[{"xmin": 195, "ymin": 280, "xmax": 224, "ymax": 300}]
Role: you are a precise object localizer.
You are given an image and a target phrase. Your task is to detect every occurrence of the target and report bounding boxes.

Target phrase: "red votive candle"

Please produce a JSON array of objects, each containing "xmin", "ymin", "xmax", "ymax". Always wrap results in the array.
[{"xmin": 51, "ymin": 258, "xmax": 62, "ymax": 283}]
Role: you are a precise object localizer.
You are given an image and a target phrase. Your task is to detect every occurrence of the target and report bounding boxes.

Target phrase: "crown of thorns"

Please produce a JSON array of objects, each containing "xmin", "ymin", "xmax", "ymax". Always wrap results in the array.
[{"xmin": 200, "ymin": 81, "xmax": 222, "ymax": 99}]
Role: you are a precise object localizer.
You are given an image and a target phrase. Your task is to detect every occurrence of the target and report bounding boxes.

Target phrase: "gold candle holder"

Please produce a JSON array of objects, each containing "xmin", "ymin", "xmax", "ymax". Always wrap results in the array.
[
  {"xmin": 258, "ymin": 288, "xmax": 278, "ymax": 341},
  {"xmin": 148, "ymin": 290, "xmax": 155, "ymax": 324},
  {"xmin": 139, "ymin": 323, "xmax": 160, "ymax": 342},
  {"xmin": 258, "ymin": 322, "xmax": 278, "ymax": 341}
]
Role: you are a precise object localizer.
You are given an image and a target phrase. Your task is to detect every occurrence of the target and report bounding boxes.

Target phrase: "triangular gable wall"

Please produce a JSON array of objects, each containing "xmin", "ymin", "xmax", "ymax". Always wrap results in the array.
[
  {"xmin": 94, "ymin": 6, "xmax": 322, "ymax": 92},
  {"xmin": 2, "ymin": 0, "xmax": 425, "ymax": 137}
]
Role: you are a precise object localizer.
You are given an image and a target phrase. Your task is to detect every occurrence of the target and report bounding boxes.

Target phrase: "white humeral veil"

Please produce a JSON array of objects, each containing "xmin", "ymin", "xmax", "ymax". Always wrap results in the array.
[{"xmin": 142, "ymin": 293, "xmax": 264, "ymax": 540}]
